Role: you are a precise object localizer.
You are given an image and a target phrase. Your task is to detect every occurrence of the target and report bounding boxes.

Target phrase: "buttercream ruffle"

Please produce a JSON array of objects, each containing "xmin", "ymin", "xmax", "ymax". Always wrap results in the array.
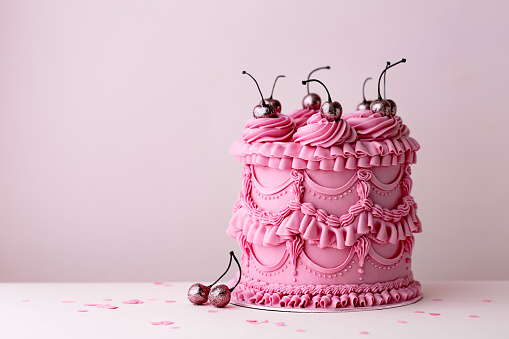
[
  {"xmin": 230, "ymin": 137, "xmax": 419, "ymax": 171},
  {"xmin": 227, "ymin": 197, "xmax": 421, "ymax": 249},
  {"xmin": 232, "ymin": 276, "xmax": 421, "ymax": 309}
]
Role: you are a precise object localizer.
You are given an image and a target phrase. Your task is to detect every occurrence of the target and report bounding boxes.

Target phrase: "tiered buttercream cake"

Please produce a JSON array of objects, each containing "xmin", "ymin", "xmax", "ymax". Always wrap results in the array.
[{"xmin": 227, "ymin": 72, "xmax": 422, "ymax": 310}]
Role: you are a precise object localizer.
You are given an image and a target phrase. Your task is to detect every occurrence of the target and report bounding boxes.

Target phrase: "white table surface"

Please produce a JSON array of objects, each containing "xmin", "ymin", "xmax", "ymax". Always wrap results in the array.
[{"xmin": 1, "ymin": 281, "xmax": 507, "ymax": 339}]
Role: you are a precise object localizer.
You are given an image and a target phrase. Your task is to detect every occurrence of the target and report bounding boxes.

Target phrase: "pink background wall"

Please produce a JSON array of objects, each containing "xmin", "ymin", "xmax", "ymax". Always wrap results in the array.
[{"xmin": 1, "ymin": 0, "xmax": 508, "ymax": 282}]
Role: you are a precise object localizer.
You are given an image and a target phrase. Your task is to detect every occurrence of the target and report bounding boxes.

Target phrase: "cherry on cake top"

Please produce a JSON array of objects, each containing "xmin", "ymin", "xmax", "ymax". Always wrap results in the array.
[
  {"xmin": 301, "ymin": 78, "xmax": 342, "ymax": 122},
  {"xmin": 302, "ymin": 66, "xmax": 331, "ymax": 110},
  {"xmin": 242, "ymin": 71, "xmax": 278, "ymax": 119},
  {"xmin": 370, "ymin": 58, "xmax": 406, "ymax": 117},
  {"xmin": 259, "ymin": 75, "xmax": 285, "ymax": 114}
]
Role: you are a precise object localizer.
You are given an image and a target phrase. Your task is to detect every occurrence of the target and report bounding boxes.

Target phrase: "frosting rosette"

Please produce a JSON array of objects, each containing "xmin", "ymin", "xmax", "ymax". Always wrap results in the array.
[
  {"xmin": 241, "ymin": 114, "xmax": 296, "ymax": 143},
  {"xmin": 293, "ymin": 113, "xmax": 358, "ymax": 147},
  {"xmin": 343, "ymin": 110, "xmax": 403, "ymax": 140},
  {"xmin": 287, "ymin": 108, "xmax": 319, "ymax": 128}
]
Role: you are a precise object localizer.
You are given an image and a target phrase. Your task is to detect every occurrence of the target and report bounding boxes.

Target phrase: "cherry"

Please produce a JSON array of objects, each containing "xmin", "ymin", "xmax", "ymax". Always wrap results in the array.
[
  {"xmin": 370, "ymin": 58, "xmax": 406, "ymax": 117},
  {"xmin": 242, "ymin": 71, "xmax": 277, "ymax": 118},
  {"xmin": 302, "ymin": 79, "xmax": 342, "ymax": 122},
  {"xmin": 187, "ymin": 251, "xmax": 242, "ymax": 308},
  {"xmin": 260, "ymin": 75, "xmax": 285, "ymax": 113},
  {"xmin": 302, "ymin": 66, "xmax": 330, "ymax": 109}
]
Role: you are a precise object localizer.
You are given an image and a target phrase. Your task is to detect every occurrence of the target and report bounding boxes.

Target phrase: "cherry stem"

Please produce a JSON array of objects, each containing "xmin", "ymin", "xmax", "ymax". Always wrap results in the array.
[
  {"xmin": 377, "ymin": 58, "xmax": 406, "ymax": 100},
  {"xmin": 307, "ymin": 66, "xmax": 330, "ymax": 94},
  {"xmin": 383, "ymin": 61, "xmax": 390, "ymax": 99},
  {"xmin": 362, "ymin": 77, "xmax": 372, "ymax": 102},
  {"xmin": 229, "ymin": 251, "xmax": 242, "ymax": 292},
  {"xmin": 270, "ymin": 75, "xmax": 285, "ymax": 99},
  {"xmin": 208, "ymin": 252, "xmax": 234, "ymax": 287},
  {"xmin": 302, "ymin": 79, "xmax": 331, "ymax": 103},
  {"xmin": 243, "ymin": 71, "xmax": 267, "ymax": 107}
]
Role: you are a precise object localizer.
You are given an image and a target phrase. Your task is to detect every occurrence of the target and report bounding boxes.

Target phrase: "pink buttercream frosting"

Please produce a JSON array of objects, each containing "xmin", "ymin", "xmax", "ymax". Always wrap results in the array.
[
  {"xmin": 293, "ymin": 113, "xmax": 358, "ymax": 147},
  {"xmin": 241, "ymin": 114, "xmax": 296, "ymax": 143},
  {"xmin": 343, "ymin": 110, "xmax": 404, "ymax": 140},
  {"xmin": 287, "ymin": 108, "xmax": 319, "ymax": 128}
]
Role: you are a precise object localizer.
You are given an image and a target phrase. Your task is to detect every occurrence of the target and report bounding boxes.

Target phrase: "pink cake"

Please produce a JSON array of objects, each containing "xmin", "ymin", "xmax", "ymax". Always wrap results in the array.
[{"xmin": 227, "ymin": 87, "xmax": 422, "ymax": 310}]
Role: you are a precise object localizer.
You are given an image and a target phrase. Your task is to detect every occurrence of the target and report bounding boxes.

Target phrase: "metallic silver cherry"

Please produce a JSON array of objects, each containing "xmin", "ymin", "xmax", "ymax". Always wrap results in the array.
[
  {"xmin": 209, "ymin": 284, "xmax": 231, "ymax": 308},
  {"xmin": 321, "ymin": 101, "xmax": 343, "ymax": 121},
  {"xmin": 260, "ymin": 98, "xmax": 282, "ymax": 114},
  {"xmin": 370, "ymin": 99, "xmax": 392, "ymax": 116},
  {"xmin": 386, "ymin": 99, "xmax": 397, "ymax": 117},
  {"xmin": 187, "ymin": 283, "xmax": 210, "ymax": 305},
  {"xmin": 302, "ymin": 93, "xmax": 321, "ymax": 110},
  {"xmin": 253, "ymin": 104, "xmax": 277, "ymax": 118}
]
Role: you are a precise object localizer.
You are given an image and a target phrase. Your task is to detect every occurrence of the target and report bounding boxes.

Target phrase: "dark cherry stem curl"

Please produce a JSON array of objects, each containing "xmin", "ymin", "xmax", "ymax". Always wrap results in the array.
[
  {"xmin": 377, "ymin": 58, "xmax": 406, "ymax": 100},
  {"xmin": 243, "ymin": 71, "xmax": 268, "ymax": 107}
]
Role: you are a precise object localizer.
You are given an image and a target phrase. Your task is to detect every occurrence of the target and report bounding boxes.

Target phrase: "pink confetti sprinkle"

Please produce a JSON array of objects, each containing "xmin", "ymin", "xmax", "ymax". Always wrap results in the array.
[
  {"xmin": 414, "ymin": 311, "xmax": 425, "ymax": 314},
  {"xmin": 77, "ymin": 309, "xmax": 89, "ymax": 312},
  {"xmin": 469, "ymin": 315, "xmax": 480, "ymax": 318},
  {"xmin": 295, "ymin": 329, "xmax": 306, "ymax": 333},
  {"xmin": 429, "ymin": 313, "xmax": 441, "ymax": 316},
  {"xmin": 151, "ymin": 321, "xmax": 175, "ymax": 326},
  {"xmin": 163, "ymin": 283, "xmax": 172, "ymax": 287},
  {"xmin": 122, "ymin": 299, "xmax": 144, "ymax": 304},
  {"xmin": 61, "ymin": 301, "xmax": 75, "ymax": 303},
  {"xmin": 103, "ymin": 299, "xmax": 112, "ymax": 301},
  {"xmin": 21, "ymin": 300, "xmax": 31, "ymax": 302},
  {"xmin": 432, "ymin": 299, "xmax": 443, "ymax": 301},
  {"xmin": 170, "ymin": 327, "xmax": 180, "ymax": 329},
  {"xmin": 482, "ymin": 299, "xmax": 492, "ymax": 303},
  {"xmin": 147, "ymin": 298, "xmax": 158, "ymax": 301},
  {"xmin": 165, "ymin": 300, "xmax": 176, "ymax": 303},
  {"xmin": 359, "ymin": 331, "xmax": 370, "ymax": 335},
  {"xmin": 208, "ymin": 310, "xmax": 219, "ymax": 313},
  {"xmin": 274, "ymin": 322, "xmax": 286, "ymax": 327},
  {"xmin": 96, "ymin": 304, "xmax": 118, "ymax": 309},
  {"xmin": 153, "ymin": 282, "xmax": 163, "ymax": 285},
  {"xmin": 246, "ymin": 320, "xmax": 268, "ymax": 324},
  {"xmin": 84, "ymin": 304, "xmax": 99, "ymax": 307},
  {"xmin": 397, "ymin": 321, "xmax": 408, "ymax": 324}
]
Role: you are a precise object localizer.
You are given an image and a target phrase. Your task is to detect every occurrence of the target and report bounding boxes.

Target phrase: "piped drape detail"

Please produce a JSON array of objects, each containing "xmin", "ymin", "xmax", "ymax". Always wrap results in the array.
[{"xmin": 227, "ymin": 165, "xmax": 421, "ymax": 249}]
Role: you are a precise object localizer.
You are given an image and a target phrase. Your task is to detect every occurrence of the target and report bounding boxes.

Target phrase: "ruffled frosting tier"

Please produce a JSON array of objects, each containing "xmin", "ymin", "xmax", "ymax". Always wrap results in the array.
[
  {"xmin": 343, "ymin": 110, "xmax": 407, "ymax": 140},
  {"xmin": 293, "ymin": 113, "xmax": 358, "ymax": 147},
  {"xmin": 242, "ymin": 114, "xmax": 296, "ymax": 143},
  {"xmin": 287, "ymin": 108, "xmax": 319, "ymax": 128},
  {"xmin": 232, "ymin": 276, "xmax": 421, "ymax": 309},
  {"xmin": 230, "ymin": 136, "xmax": 420, "ymax": 171},
  {"xmin": 227, "ymin": 197, "xmax": 421, "ymax": 249}
]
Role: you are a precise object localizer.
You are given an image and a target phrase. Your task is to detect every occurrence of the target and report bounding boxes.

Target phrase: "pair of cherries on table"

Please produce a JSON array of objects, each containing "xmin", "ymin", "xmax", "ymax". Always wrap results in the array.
[
  {"xmin": 244, "ymin": 58, "xmax": 406, "ymax": 121},
  {"xmin": 187, "ymin": 251, "xmax": 241, "ymax": 308}
]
